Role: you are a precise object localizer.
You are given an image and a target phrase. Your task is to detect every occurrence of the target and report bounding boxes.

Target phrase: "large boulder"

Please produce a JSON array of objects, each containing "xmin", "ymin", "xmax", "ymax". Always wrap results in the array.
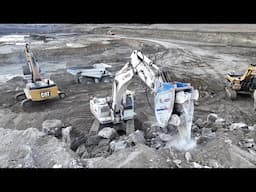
[
  {"xmin": 94, "ymin": 144, "xmax": 170, "ymax": 168},
  {"xmin": 229, "ymin": 122, "xmax": 248, "ymax": 131},
  {"xmin": 0, "ymin": 128, "xmax": 82, "ymax": 168},
  {"xmin": 98, "ymin": 127, "xmax": 117, "ymax": 139},
  {"xmin": 110, "ymin": 139, "xmax": 128, "ymax": 152},
  {"xmin": 42, "ymin": 119, "xmax": 64, "ymax": 135},
  {"xmin": 127, "ymin": 130, "xmax": 145, "ymax": 144},
  {"xmin": 207, "ymin": 113, "xmax": 218, "ymax": 123}
]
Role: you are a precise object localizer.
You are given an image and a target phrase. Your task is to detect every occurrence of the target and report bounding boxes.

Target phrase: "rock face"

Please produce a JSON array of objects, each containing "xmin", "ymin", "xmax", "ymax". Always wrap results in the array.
[
  {"xmin": 93, "ymin": 144, "xmax": 170, "ymax": 168},
  {"xmin": 0, "ymin": 128, "xmax": 81, "ymax": 168}
]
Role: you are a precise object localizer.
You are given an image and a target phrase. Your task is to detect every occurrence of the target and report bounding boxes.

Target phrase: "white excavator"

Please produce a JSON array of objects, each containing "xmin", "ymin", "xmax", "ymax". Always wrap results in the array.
[{"xmin": 90, "ymin": 50, "xmax": 199, "ymax": 140}]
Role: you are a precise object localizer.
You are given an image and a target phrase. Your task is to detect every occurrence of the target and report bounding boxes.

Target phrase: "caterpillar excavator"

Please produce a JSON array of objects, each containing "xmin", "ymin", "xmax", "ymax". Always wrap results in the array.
[
  {"xmin": 225, "ymin": 64, "xmax": 256, "ymax": 109},
  {"xmin": 90, "ymin": 50, "xmax": 199, "ymax": 141},
  {"xmin": 15, "ymin": 43, "xmax": 65, "ymax": 108}
]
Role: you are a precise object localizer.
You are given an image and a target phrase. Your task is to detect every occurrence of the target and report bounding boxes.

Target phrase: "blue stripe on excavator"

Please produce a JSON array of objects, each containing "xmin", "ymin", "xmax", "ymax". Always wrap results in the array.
[
  {"xmin": 156, "ymin": 82, "xmax": 190, "ymax": 93},
  {"xmin": 156, "ymin": 83, "xmax": 175, "ymax": 93}
]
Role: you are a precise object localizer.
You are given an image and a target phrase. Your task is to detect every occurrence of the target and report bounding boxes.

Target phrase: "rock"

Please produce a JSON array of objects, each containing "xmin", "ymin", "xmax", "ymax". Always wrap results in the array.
[
  {"xmin": 82, "ymin": 157, "xmax": 104, "ymax": 168},
  {"xmin": 145, "ymin": 127, "xmax": 158, "ymax": 139},
  {"xmin": 53, "ymin": 164, "xmax": 63, "ymax": 168},
  {"xmin": 150, "ymin": 137, "xmax": 164, "ymax": 149},
  {"xmin": 98, "ymin": 127, "xmax": 117, "ymax": 139},
  {"xmin": 230, "ymin": 122, "xmax": 248, "ymax": 131},
  {"xmin": 70, "ymin": 135, "xmax": 87, "ymax": 151},
  {"xmin": 243, "ymin": 143, "xmax": 254, "ymax": 148},
  {"xmin": 185, "ymin": 152, "xmax": 192, "ymax": 163},
  {"xmin": 192, "ymin": 162, "xmax": 203, "ymax": 168},
  {"xmin": 224, "ymin": 138, "xmax": 232, "ymax": 145},
  {"xmin": 173, "ymin": 159, "xmax": 182, "ymax": 168},
  {"xmin": 207, "ymin": 113, "xmax": 218, "ymax": 123},
  {"xmin": 196, "ymin": 136, "xmax": 208, "ymax": 144},
  {"xmin": 201, "ymin": 128, "xmax": 216, "ymax": 139},
  {"xmin": 208, "ymin": 159, "xmax": 219, "ymax": 168},
  {"xmin": 215, "ymin": 118, "xmax": 226, "ymax": 124},
  {"xmin": 42, "ymin": 119, "xmax": 64, "ymax": 135},
  {"xmin": 0, "ymin": 128, "xmax": 81, "ymax": 168},
  {"xmin": 192, "ymin": 125, "xmax": 200, "ymax": 132},
  {"xmin": 81, "ymin": 149, "xmax": 90, "ymax": 159},
  {"xmin": 98, "ymin": 139, "xmax": 111, "ymax": 147},
  {"xmin": 248, "ymin": 126, "xmax": 255, "ymax": 131},
  {"xmin": 159, "ymin": 133, "xmax": 173, "ymax": 142},
  {"xmin": 62, "ymin": 126, "xmax": 72, "ymax": 147},
  {"xmin": 248, "ymin": 149, "xmax": 256, "ymax": 156},
  {"xmin": 228, "ymin": 145, "xmax": 256, "ymax": 168},
  {"xmin": 91, "ymin": 144, "xmax": 110, "ymax": 158},
  {"xmin": 93, "ymin": 144, "xmax": 170, "ymax": 168},
  {"xmin": 86, "ymin": 135, "xmax": 102, "ymax": 146},
  {"xmin": 127, "ymin": 130, "xmax": 145, "ymax": 145},
  {"xmin": 195, "ymin": 118, "xmax": 204, "ymax": 128},
  {"xmin": 110, "ymin": 140, "xmax": 128, "ymax": 152},
  {"xmin": 239, "ymin": 138, "xmax": 255, "ymax": 148},
  {"xmin": 76, "ymin": 144, "xmax": 87, "ymax": 157},
  {"xmin": 244, "ymin": 138, "xmax": 254, "ymax": 143}
]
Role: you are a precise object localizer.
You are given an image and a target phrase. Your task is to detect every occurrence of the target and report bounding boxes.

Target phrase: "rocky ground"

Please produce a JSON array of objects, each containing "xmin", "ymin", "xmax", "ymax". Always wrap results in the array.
[{"xmin": 1, "ymin": 24, "xmax": 256, "ymax": 168}]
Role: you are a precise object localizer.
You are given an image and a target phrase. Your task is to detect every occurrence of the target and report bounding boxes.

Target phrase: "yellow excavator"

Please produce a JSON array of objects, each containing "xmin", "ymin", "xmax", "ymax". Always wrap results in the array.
[
  {"xmin": 225, "ymin": 64, "xmax": 256, "ymax": 108},
  {"xmin": 15, "ymin": 43, "xmax": 65, "ymax": 108}
]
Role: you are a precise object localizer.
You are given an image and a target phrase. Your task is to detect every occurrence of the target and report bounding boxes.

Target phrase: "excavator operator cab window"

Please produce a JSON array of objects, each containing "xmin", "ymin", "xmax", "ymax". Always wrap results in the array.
[
  {"xmin": 101, "ymin": 106, "xmax": 110, "ymax": 113},
  {"xmin": 124, "ymin": 95, "xmax": 133, "ymax": 110}
]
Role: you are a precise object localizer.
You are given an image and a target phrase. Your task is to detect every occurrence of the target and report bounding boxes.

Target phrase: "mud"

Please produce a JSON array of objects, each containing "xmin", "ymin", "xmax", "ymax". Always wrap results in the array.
[{"xmin": 1, "ymin": 24, "xmax": 256, "ymax": 168}]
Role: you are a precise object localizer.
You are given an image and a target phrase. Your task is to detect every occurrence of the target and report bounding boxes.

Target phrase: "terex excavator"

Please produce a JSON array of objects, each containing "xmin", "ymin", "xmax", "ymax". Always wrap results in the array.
[
  {"xmin": 15, "ymin": 43, "xmax": 65, "ymax": 108},
  {"xmin": 225, "ymin": 64, "xmax": 256, "ymax": 109},
  {"xmin": 90, "ymin": 50, "xmax": 199, "ymax": 140}
]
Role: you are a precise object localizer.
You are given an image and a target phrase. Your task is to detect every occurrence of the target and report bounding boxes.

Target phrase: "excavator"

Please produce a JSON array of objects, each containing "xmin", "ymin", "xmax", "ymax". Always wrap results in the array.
[
  {"xmin": 15, "ymin": 43, "xmax": 65, "ymax": 108},
  {"xmin": 225, "ymin": 64, "xmax": 256, "ymax": 109},
  {"xmin": 90, "ymin": 50, "xmax": 199, "ymax": 141}
]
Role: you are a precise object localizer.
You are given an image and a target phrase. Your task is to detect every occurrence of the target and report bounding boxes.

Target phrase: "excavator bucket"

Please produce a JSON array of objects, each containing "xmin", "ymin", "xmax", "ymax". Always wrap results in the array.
[
  {"xmin": 174, "ymin": 82, "xmax": 199, "ymax": 142},
  {"xmin": 154, "ymin": 83, "xmax": 176, "ymax": 128}
]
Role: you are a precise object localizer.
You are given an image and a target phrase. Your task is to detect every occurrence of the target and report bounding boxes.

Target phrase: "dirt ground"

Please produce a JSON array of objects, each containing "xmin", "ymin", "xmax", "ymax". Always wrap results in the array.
[{"xmin": 1, "ymin": 24, "xmax": 256, "ymax": 168}]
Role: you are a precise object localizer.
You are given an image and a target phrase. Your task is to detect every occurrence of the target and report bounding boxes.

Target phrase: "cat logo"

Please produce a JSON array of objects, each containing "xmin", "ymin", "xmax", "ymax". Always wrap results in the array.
[{"xmin": 40, "ymin": 91, "xmax": 51, "ymax": 98}]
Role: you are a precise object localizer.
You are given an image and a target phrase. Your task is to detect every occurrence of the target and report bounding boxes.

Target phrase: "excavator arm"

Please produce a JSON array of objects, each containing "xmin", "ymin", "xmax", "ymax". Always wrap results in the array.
[
  {"xmin": 24, "ymin": 43, "xmax": 42, "ymax": 82},
  {"xmin": 90, "ymin": 50, "xmax": 199, "ymax": 142},
  {"xmin": 111, "ymin": 50, "xmax": 199, "ymax": 130}
]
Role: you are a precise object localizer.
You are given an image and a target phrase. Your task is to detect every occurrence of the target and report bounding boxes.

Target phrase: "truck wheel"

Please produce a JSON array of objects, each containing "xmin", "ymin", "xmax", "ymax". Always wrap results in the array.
[
  {"xmin": 101, "ymin": 76, "xmax": 112, "ymax": 83},
  {"xmin": 225, "ymin": 87, "xmax": 237, "ymax": 100},
  {"xmin": 59, "ymin": 92, "xmax": 66, "ymax": 99},
  {"xmin": 15, "ymin": 92, "xmax": 26, "ymax": 101}
]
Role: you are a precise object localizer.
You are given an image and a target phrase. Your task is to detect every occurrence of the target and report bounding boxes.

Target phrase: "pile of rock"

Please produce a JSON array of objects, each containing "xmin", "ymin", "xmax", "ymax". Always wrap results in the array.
[{"xmin": 0, "ymin": 127, "xmax": 82, "ymax": 168}]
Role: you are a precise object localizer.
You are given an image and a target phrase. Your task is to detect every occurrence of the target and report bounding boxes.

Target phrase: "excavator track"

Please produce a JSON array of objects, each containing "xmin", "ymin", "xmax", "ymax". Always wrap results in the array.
[
  {"xmin": 15, "ymin": 92, "xmax": 26, "ymax": 101},
  {"xmin": 21, "ymin": 98, "xmax": 33, "ymax": 109},
  {"xmin": 225, "ymin": 87, "xmax": 237, "ymax": 100}
]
